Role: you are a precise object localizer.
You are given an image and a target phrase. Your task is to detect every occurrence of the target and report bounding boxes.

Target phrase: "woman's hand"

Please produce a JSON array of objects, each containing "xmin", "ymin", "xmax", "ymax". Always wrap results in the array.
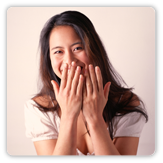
[
  {"xmin": 51, "ymin": 62, "xmax": 84, "ymax": 119},
  {"xmin": 82, "ymin": 64, "xmax": 111, "ymax": 125}
]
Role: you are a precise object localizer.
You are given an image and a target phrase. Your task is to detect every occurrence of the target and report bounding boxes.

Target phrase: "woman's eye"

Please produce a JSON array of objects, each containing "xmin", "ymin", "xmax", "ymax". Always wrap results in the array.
[
  {"xmin": 54, "ymin": 51, "xmax": 62, "ymax": 54},
  {"xmin": 74, "ymin": 47, "xmax": 83, "ymax": 51}
]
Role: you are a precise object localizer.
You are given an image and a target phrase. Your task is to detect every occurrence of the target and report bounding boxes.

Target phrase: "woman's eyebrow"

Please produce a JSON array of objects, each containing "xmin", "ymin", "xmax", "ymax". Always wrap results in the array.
[
  {"xmin": 70, "ymin": 41, "xmax": 82, "ymax": 47},
  {"xmin": 51, "ymin": 41, "xmax": 82, "ymax": 51}
]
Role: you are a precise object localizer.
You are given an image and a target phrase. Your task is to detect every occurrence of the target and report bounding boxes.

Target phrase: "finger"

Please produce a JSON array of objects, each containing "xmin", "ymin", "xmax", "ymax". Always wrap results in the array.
[
  {"xmin": 83, "ymin": 78, "xmax": 87, "ymax": 98},
  {"xmin": 89, "ymin": 64, "xmax": 98, "ymax": 93},
  {"xmin": 60, "ymin": 63, "xmax": 68, "ymax": 90},
  {"xmin": 51, "ymin": 80, "xmax": 59, "ymax": 97},
  {"xmin": 71, "ymin": 66, "xmax": 81, "ymax": 94},
  {"xmin": 85, "ymin": 68, "xmax": 93, "ymax": 95},
  {"xmin": 95, "ymin": 66, "xmax": 103, "ymax": 93},
  {"xmin": 104, "ymin": 82, "xmax": 111, "ymax": 99},
  {"xmin": 76, "ymin": 74, "xmax": 84, "ymax": 96},
  {"xmin": 82, "ymin": 66, "xmax": 87, "ymax": 97},
  {"xmin": 66, "ymin": 61, "xmax": 76, "ymax": 91}
]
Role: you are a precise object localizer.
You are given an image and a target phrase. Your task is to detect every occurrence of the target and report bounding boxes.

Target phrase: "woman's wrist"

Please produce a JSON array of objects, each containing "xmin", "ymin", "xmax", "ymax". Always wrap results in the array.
[
  {"xmin": 86, "ymin": 114, "xmax": 105, "ymax": 129},
  {"xmin": 61, "ymin": 111, "xmax": 79, "ymax": 123},
  {"xmin": 54, "ymin": 111, "xmax": 78, "ymax": 155}
]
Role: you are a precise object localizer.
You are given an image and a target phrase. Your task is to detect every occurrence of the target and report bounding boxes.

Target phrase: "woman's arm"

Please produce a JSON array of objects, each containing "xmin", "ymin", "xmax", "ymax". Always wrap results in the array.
[
  {"xmin": 82, "ymin": 65, "xmax": 139, "ymax": 155},
  {"xmin": 34, "ymin": 115, "xmax": 78, "ymax": 155},
  {"xmin": 53, "ymin": 115, "xmax": 78, "ymax": 155},
  {"xmin": 52, "ymin": 62, "xmax": 84, "ymax": 155},
  {"xmin": 88, "ymin": 115, "xmax": 139, "ymax": 155},
  {"xmin": 34, "ymin": 62, "xmax": 84, "ymax": 155},
  {"xmin": 88, "ymin": 115, "xmax": 120, "ymax": 155}
]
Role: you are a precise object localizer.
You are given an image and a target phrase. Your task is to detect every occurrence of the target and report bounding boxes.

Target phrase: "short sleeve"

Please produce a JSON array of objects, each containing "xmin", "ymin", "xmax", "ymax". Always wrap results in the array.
[
  {"xmin": 24, "ymin": 100, "xmax": 59, "ymax": 142},
  {"xmin": 112, "ymin": 112, "xmax": 146, "ymax": 138}
]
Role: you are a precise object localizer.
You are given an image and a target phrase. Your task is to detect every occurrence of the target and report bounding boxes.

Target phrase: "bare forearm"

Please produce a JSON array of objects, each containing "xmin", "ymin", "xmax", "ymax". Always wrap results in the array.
[
  {"xmin": 53, "ymin": 115, "xmax": 78, "ymax": 155},
  {"xmin": 89, "ymin": 116, "xmax": 120, "ymax": 155}
]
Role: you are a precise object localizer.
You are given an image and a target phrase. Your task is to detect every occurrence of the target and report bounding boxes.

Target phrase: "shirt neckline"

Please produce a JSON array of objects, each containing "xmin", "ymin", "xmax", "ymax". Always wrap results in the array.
[{"xmin": 76, "ymin": 148, "xmax": 95, "ymax": 155}]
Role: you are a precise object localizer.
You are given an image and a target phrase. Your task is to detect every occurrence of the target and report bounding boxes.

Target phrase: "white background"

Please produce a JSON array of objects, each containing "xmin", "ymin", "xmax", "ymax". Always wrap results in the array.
[{"xmin": 7, "ymin": 6, "xmax": 155, "ymax": 156}]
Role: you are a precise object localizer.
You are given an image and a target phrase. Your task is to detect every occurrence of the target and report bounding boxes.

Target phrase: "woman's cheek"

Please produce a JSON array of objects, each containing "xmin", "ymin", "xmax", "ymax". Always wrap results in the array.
[
  {"xmin": 51, "ymin": 58, "xmax": 62, "ymax": 78},
  {"xmin": 83, "ymin": 52, "xmax": 92, "ymax": 65}
]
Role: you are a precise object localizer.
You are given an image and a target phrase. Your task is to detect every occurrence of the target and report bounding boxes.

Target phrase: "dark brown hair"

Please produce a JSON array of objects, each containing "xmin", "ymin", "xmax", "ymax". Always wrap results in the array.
[{"xmin": 33, "ymin": 11, "xmax": 148, "ymax": 139}]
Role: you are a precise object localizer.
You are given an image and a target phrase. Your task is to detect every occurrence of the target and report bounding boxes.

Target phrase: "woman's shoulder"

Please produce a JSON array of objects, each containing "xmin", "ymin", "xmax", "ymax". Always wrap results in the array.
[
  {"xmin": 24, "ymin": 95, "xmax": 58, "ymax": 117},
  {"xmin": 32, "ymin": 95, "xmax": 57, "ymax": 108},
  {"xmin": 24, "ymin": 97, "xmax": 60, "ymax": 128},
  {"xmin": 112, "ymin": 112, "xmax": 146, "ymax": 138},
  {"xmin": 118, "ymin": 91, "xmax": 140, "ymax": 107},
  {"xmin": 113, "ymin": 90, "xmax": 140, "ymax": 107},
  {"xmin": 111, "ymin": 91, "xmax": 147, "ymax": 138},
  {"xmin": 24, "ymin": 97, "xmax": 60, "ymax": 141}
]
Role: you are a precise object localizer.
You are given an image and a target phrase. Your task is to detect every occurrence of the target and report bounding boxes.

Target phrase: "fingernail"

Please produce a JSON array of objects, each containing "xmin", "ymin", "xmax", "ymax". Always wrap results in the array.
[
  {"xmin": 72, "ymin": 61, "xmax": 75, "ymax": 66},
  {"xmin": 79, "ymin": 74, "xmax": 83, "ymax": 80},
  {"xmin": 77, "ymin": 66, "xmax": 81, "ymax": 71},
  {"xmin": 64, "ymin": 63, "xmax": 67, "ymax": 68},
  {"xmin": 89, "ymin": 64, "xmax": 93, "ymax": 70},
  {"xmin": 95, "ymin": 66, "xmax": 100, "ymax": 71}
]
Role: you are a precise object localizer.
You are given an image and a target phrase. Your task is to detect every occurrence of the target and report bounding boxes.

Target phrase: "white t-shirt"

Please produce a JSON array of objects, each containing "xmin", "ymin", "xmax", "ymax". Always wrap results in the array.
[{"xmin": 24, "ymin": 99, "xmax": 146, "ymax": 155}]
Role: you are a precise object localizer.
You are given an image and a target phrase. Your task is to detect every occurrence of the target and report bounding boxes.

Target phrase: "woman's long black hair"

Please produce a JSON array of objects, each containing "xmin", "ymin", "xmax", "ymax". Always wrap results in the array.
[{"xmin": 33, "ymin": 10, "xmax": 148, "ymax": 139}]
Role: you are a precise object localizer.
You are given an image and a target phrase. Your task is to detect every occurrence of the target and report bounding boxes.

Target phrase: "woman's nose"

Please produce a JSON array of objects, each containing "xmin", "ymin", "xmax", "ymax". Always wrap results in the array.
[{"xmin": 63, "ymin": 51, "xmax": 76, "ymax": 66}]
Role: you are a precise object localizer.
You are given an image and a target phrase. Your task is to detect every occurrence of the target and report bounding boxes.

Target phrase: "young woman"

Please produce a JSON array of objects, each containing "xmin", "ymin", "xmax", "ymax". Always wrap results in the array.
[{"xmin": 24, "ymin": 10, "xmax": 148, "ymax": 155}]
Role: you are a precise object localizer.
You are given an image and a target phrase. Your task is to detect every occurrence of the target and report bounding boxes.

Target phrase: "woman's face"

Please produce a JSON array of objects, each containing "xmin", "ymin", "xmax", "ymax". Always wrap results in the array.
[{"xmin": 49, "ymin": 25, "xmax": 91, "ymax": 79}]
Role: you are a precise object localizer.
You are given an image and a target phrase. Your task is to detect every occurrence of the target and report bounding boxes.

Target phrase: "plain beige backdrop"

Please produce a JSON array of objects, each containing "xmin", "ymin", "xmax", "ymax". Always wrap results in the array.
[{"xmin": 7, "ymin": 7, "xmax": 155, "ymax": 155}]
